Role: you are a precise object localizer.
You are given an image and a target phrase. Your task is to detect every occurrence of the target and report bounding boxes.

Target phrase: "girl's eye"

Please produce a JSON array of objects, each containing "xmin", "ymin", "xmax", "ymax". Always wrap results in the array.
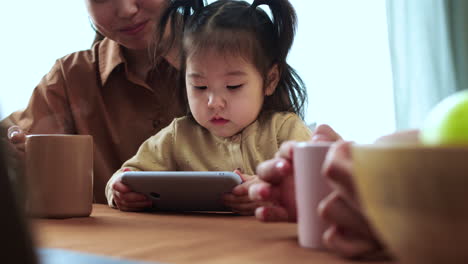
[
  {"xmin": 227, "ymin": 84, "xmax": 243, "ymax": 90},
  {"xmin": 194, "ymin": 86, "xmax": 207, "ymax": 90}
]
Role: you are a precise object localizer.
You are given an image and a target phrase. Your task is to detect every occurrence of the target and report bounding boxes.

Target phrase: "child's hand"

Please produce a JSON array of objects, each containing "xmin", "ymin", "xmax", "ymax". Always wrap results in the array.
[
  {"xmin": 222, "ymin": 170, "xmax": 264, "ymax": 215},
  {"xmin": 111, "ymin": 179, "xmax": 152, "ymax": 212}
]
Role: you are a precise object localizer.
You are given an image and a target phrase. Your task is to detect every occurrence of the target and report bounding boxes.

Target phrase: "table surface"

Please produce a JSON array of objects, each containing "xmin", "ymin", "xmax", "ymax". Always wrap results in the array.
[{"xmin": 33, "ymin": 204, "xmax": 394, "ymax": 264}]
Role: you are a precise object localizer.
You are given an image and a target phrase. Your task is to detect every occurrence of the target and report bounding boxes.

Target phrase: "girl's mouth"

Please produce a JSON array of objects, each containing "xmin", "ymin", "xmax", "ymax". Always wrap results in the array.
[{"xmin": 211, "ymin": 117, "xmax": 229, "ymax": 125}]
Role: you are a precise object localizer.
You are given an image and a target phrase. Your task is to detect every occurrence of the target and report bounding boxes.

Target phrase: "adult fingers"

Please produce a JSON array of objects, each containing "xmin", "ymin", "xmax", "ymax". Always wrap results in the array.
[
  {"xmin": 275, "ymin": 140, "xmax": 297, "ymax": 160},
  {"xmin": 8, "ymin": 126, "xmax": 27, "ymax": 144},
  {"xmin": 256, "ymin": 157, "xmax": 292, "ymax": 185},
  {"xmin": 323, "ymin": 225, "xmax": 382, "ymax": 259},
  {"xmin": 254, "ymin": 206, "xmax": 289, "ymax": 222},
  {"xmin": 248, "ymin": 182, "xmax": 271, "ymax": 201},
  {"xmin": 322, "ymin": 141, "xmax": 356, "ymax": 202},
  {"xmin": 248, "ymin": 182, "xmax": 288, "ymax": 208},
  {"xmin": 318, "ymin": 191, "xmax": 372, "ymax": 238},
  {"xmin": 312, "ymin": 124, "xmax": 342, "ymax": 142},
  {"xmin": 375, "ymin": 129, "xmax": 419, "ymax": 144},
  {"xmin": 232, "ymin": 175, "xmax": 261, "ymax": 196}
]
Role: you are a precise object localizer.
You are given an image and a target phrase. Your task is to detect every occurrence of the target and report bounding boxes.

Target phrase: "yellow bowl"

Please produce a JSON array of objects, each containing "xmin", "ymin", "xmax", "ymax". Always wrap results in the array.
[{"xmin": 352, "ymin": 143, "xmax": 468, "ymax": 264}]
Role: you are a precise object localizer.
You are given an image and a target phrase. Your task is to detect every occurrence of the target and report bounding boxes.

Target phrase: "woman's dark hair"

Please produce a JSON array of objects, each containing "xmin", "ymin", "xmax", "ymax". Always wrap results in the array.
[
  {"xmin": 158, "ymin": 0, "xmax": 307, "ymax": 119},
  {"xmin": 92, "ymin": 31, "xmax": 105, "ymax": 47},
  {"xmin": 90, "ymin": 16, "xmax": 105, "ymax": 47}
]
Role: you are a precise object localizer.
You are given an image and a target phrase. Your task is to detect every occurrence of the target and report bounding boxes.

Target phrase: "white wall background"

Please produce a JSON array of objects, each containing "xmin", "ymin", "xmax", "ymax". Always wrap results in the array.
[
  {"xmin": 0, "ymin": 0, "xmax": 395, "ymax": 143},
  {"xmin": 0, "ymin": 1, "xmax": 94, "ymax": 119}
]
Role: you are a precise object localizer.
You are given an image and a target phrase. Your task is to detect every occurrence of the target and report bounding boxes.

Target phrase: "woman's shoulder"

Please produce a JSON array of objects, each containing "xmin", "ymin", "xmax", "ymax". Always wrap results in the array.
[
  {"xmin": 55, "ymin": 44, "xmax": 98, "ymax": 69},
  {"xmin": 53, "ymin": 38, "xmax": 118, "ymax": 75},
  {"xmin": 44, "ymin": 38, "xmax": 125, "ymax": 88}
]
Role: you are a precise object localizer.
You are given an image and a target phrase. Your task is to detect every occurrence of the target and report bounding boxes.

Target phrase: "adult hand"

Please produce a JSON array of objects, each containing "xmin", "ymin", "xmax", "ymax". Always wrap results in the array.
[
  {"xmin": 319, "ymin": 141, "xmax": 385, "ymax": 259},
  {"xmin": 319, "ymin": 131, "xmax": 419, "ymax": 258},
  {"xmin": 249, "ymin": 124, "xmax": 341, "ymax": 222},
  {"xmin": 8, "ymin": 126, "xmax": 27, "ymax": 147},
  {"xmin": 112, "ymin": 179, "xmax": 153, "ymax": 212},
  {"xmin": 223, "ymin": 170, "xmax": 265, "ymax": 215},
  {"xmin": 4, "ymin": 126, "xmax": 27, "ymax": 172}
]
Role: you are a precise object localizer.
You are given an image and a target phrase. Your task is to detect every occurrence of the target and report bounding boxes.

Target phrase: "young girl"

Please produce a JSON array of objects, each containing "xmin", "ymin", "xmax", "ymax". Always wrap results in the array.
[{"xmin": 106, "ymin": 0, "xmax": 312, "ymax": 214}]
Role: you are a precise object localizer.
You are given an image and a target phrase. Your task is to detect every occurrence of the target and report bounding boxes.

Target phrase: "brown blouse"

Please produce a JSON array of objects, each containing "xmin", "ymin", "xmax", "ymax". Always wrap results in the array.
[{"xmin": 1, "ymin": 38, "xmax": 186, "ymax": 203}]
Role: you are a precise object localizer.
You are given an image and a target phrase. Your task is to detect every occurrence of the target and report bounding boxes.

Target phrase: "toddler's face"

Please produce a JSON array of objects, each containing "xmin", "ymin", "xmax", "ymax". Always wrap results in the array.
[{"xmin": 185, "ymin": 50, "xmax": 265, "ymax": 138}]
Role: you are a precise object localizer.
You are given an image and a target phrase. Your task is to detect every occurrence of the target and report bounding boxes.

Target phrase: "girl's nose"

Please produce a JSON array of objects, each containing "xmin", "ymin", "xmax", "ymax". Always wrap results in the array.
[
  {"xmin": 116, "ymin": 0, "xmax": 139, "ymax": 19},
  {"xmin": 207, "ymin": 93, "xmax": 226, "ymax": 110}
]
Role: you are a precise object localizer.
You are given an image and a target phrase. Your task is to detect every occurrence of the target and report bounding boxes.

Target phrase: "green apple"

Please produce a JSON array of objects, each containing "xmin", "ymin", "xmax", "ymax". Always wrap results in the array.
[{"xmin": 421, "ymin": 90, "xmax": 468, "ymax": 145}]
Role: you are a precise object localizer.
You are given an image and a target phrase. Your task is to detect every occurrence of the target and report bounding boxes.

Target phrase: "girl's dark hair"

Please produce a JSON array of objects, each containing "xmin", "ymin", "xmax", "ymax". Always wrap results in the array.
[{"xmin": 158, "ymin": 0, "xmax": 307, "ymax": 119}]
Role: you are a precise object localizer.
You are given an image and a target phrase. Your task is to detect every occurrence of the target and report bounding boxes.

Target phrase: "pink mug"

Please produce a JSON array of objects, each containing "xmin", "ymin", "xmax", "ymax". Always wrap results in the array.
[{"xmin": 293, "ymin": 142, "xmax": 332, "ymax": 249}]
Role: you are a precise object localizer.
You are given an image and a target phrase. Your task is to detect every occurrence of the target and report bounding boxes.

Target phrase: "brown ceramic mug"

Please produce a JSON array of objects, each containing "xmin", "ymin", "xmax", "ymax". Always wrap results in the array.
[{"xmin": 25, "ymin": 134, "xmax": 93, "ymax": 218}]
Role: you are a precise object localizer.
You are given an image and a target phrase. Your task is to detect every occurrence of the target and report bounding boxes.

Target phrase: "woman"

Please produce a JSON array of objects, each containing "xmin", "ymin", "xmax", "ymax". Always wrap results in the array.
[{"xmin": 1, "ymin": 0, "xmax": 187, "ymax": 203}]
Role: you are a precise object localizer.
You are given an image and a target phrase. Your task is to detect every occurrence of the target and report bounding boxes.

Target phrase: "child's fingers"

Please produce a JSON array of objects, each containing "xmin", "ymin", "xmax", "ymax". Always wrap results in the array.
[
  {"xmin": 112, "ymin": 181, "xmax": 132, "ymax": 193},
  {"xmin": 233, "ymin": 169, "xmax": 246, "ymax": 182},
  {"xmin": 232, "ymin": 176, "xmax": 260, "ymax": 196},
  {"xmin": 256, "ymin": 157, "xmax": 292, "ymax": 184},
  {"xmin": 114, "ymin": 196, "xmax": 152, "ymax": 212},
  {"xmin": 117, "ymin": 191, "xmax": 149, "ymax": 203},
  {"xmin": 255, "ymin": 205, "xmax": 289, "ymax": 222},
  {"xmin": 227, "ymin": 201, "xmax": 259, "ymax": 215},
  {"xmin": 115, "ymin": 203, "xmax": 150, "ymax": 212},
  {"xmin": 222, "ymin": 193, "xmax": 252, "ymax": 204}
]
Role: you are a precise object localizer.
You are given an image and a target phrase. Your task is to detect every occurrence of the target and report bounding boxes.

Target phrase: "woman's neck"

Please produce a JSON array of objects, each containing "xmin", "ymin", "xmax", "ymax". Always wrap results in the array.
[
  {"xmin": 124, "ymin": 48, "xmax": 152, "ymax": 81},
  {"xmin": 124, "ymin": 46, "xmax": 180, "ymax": 82}
]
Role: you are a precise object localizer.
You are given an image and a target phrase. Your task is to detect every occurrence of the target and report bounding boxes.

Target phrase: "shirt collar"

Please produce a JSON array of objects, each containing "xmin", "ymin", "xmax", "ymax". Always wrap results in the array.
[{"xmin": 98, "ymin": 38, "xmax": 126, "ymax": 86}]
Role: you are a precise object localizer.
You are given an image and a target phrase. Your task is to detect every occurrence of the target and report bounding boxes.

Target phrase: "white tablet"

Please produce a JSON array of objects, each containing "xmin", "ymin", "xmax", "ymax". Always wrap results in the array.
[{"xmin": 121, "ymin": 171, "xmax": 243, "ymax": 212}]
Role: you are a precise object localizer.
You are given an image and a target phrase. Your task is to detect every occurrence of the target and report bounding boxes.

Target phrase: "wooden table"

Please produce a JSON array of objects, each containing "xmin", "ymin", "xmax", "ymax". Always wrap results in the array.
[{"xmin": 33, "ymin": 204, "xmax": 394, "ymax": 264}]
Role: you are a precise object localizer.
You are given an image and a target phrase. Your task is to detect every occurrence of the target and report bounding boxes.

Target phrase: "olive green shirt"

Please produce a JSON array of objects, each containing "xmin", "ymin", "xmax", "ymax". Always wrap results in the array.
[{"xmin": 106, "ymin": 111, "xmax": 312, "ymax": 206}]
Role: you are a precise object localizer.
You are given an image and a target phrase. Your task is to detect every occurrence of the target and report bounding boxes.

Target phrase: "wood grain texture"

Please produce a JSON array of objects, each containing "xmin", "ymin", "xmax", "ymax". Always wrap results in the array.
[{"xmin": 33, "ymin": 204, "xmax": 394, "ymax": 264}]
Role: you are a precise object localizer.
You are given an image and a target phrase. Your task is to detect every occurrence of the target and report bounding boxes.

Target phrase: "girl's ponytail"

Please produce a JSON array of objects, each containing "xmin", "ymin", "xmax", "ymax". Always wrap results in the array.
[
  {"xmin": 251, "ymin": 0, "xmax": 306, "ymax": 119},
  {"xmin": 251, "ymin": 0, "xmax": 297, "ymax": 61}
]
